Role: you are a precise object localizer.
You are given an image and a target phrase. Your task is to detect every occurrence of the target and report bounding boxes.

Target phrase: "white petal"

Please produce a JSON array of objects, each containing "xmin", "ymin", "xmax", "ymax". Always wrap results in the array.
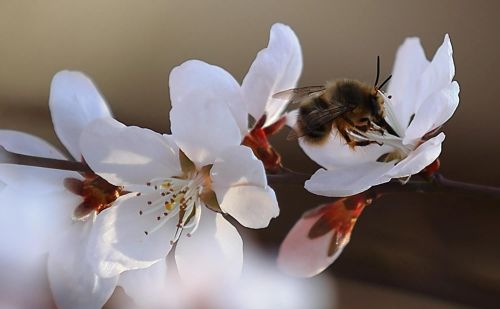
[
  {"xmin": 48, "ymin": 219, "xmax": 119, "ymax": 309},
  {"xmin": 0, "ymin": 130, "xmax": 66, "ymax": 159},
  {"xmin": 175, "ymin": 209, "xmax": 243, "ymax": 287},
  {"xmin": 169, "ymin": 60, "xmax": 246, "ymax": 153},
  {"xmin": 49, "ymin": 71, "xmax": 112, "ymax": 160},
  {"xmin": 0, "ymin": 187, "xmax": 77, "ymax": 262},
  {"xmin": 305, "ymin": 162, "xmax": 394, "ymax": 197},
  {"xmin": 242, "ymin": 23, "xmax": 303, "ymax": 125},
  {"xmin": 0, "ymin": 253, "xmax": 54, "ymax": 308},
  {"xmin": 299, "ymin": 132, "xmax": 394, "ymax": 170},
  {"xmin": 219, "ymin": 185, "xmax": 279, "ymax": 229},
  {"xmin": 285, "ymin": 109, "xmax": 299, "ymax": 127},
  {"xmin": 80, "ymin": 118, "xmax": 181, "ymax": 187},
  {"xmin": 387, "ymin": 37, "xmax": 430, "ymax": 130},
  {"xmin": 403, "ymin": 82, "xmax": 459, "ymax": 144},
  {"xmin": 416, "ymin": 34, "xmax": 455, "ymax": 109},
  {"xmin": 277, "ymin": 210, "xmax": 346, "ymax": 277},
  {"xmin": 0, "ymin": 130, "xmax": 80, "ymax": 193},
  {"xmin": 87, "ymin": 194, "xmax": 177, "ymax": 278},
  {"xmin": 119, "ymin": 259, "xmax": 168, "ymax": 307},
  {"xmin": 388, "ymin": 133, "xmax": 445, "ymax": 178},
  {"xmin": 211, "ymin": 145, "xmax": 267, "ymax": 189},
  {"xmin": 210, "ymin": 145, "xmax": 278, "ymax": 228}
]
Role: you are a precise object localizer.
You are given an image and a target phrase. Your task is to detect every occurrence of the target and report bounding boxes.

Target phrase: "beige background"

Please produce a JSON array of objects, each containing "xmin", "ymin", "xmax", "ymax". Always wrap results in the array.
[{"xmin": 0, "ymin": 1, "xmax": 499, "ymax": 308}]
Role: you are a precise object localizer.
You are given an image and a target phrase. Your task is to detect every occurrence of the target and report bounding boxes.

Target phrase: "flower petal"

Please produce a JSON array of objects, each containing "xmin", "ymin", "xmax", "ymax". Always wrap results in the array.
[
  {"xmin": 48, "ymin": 219, "xmax": 119, "ymax": 309},
  {"xmin": 210, "ymin": 145, "xmax": 278, "ymax": 228},
  {"xmin": 80, "ymin": 118, "xmax": 181, "ymax": 187},
  {"xmin": 175, "ymin": 209, "xmax": 243, "ymax": 287},
  {"xmin": 387, "ymin": 37, "xmax": 430, "ymax": 130},
  {"xmin": 0, "ymin": 253, "xmax": 54, "ymax": 308},
  {"xmin": 0, "ymin": 130, "xmax": 65, "ymax": 159},
  {"xmin": 242, "ymin": 23, "xmax": 303, "ymax": 125},
  {"xmin": 169, "ymin": 60, "xmax": 245, "ymax": 166},
  {"xmin": 220, "ymin": 185, "xmax": 279, "ymax": 229},
  {"xmin": 119, "ymin": 259, "xmax": 168, "ymax": 307},
  {"xmin": 87, "ymin": 194, "xmax": 177, "ymax": 278},
  {"xmin": 211, "ymin": 145, "xmax": 267, "ymax": 189},
  {"xmin": 49, "ymin": 71, "xmax": 112, "ymax": 160},
  {"xmin": 403, "ymin": 82, "xmax": 459, "ymax": 145},
  {"xmin": 387, "ymin": 133, "xmax": 445, "ymax": 178},
  {"xmin": 0, "ymin": 187, "xmax": 77, "ymax": 262},
  {"xmin": 299, "ymin": 132, "xmax": 394, "ymax": 170},
  {"xmin": 416, "ymin": 34, "xmax": 455, "ymax": 109},
  {"xmin": 277, "ymin": 210, "xmax": 347, "ymax": 277},
  {"xmin": 0, "ymin": 130, "xmax": 80, "ymax": 193},
  {"xmin": 305, "ymin": 162, "xmax": 394, "ymax": 197}
]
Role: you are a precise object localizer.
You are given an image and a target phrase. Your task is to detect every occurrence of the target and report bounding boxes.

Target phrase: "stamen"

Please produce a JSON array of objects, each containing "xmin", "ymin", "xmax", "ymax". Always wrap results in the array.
[
  {"xmin": 145, "ymin": 206, "xmax": 179, "ymax": 235},
  {"xmin": 377, "ymin": 91, "xmax": 406, "ymax": 137},
  {"xmin": 185, "ymin": 200, "xmax": 202, "ymax": 237},
  {"xmin": 139, "ymin": 172, "xmax": 207, "ymax": 243}
]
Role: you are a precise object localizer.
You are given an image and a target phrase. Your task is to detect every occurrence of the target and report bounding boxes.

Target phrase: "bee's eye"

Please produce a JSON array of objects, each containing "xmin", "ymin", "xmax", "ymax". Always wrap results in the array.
[{"xmin": 370, "ymin": 96, "xmax": 381, "ymax": 114}]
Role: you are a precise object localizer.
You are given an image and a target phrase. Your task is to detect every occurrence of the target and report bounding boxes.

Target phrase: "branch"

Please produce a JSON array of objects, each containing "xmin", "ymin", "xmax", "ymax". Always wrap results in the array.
[
  {"xmin": 0, "ymin": 146, "xmax": 91, "ymax": 173},
  {"xmin": 267, "ymin": 168, "xmax": 500, "ymax": 200},
  {"xmin": 3, "ymin": 145, "xmax": 500, "ymax": 200}
]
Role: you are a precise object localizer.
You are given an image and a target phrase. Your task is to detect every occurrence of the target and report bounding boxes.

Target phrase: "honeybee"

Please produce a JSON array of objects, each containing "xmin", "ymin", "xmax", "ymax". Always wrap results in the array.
[{"xmin": 274, "ymin": 57, "xmax": 393, "ymax": 147}]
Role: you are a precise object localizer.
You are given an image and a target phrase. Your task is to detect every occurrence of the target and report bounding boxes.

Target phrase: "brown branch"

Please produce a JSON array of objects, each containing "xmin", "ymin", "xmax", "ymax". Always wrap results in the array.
[
  {"xmin": 3, "ymin": 145, "xmax": 500, "ymax": 200},
  {"xmin": 433, "ymin": 173, "xmax": 500, "ymax": 199},
  {"xmin": 0, "ymin": 146, "xmax": 91, "ymax": 173},
  {"xmin": 267, "ymin": 168, "xmax": 500, "ymax": 200}
]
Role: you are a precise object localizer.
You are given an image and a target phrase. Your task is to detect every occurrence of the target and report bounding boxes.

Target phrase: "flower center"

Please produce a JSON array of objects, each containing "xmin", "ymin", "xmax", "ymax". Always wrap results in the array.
[{"xmin": 138, "ymin": 169, "xmax": 212, "ymax": 244}]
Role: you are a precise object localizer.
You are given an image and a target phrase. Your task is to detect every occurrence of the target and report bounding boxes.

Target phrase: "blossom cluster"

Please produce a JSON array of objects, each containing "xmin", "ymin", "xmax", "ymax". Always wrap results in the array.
[{"xmin": 0, "ymin": 23, "xmax": 458, "ymax": 308}]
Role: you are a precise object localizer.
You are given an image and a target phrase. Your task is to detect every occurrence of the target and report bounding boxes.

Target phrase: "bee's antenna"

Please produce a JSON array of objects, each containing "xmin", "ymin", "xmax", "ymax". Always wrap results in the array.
[
  {"xmin": 378, "ymin": 75, "xmax": 392, "ymax": 90},
  {"xmin": 374, "ymin": 56, "xmax": 381, "ymax": 88}
]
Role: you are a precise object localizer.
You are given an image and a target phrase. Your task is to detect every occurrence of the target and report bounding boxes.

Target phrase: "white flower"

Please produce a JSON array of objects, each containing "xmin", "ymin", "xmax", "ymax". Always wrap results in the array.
[
  {"xmin": 300, "ymin": 34, "xmax": 460, "ymax": 197},
  {"xmin": 277, "ymin": 196, "xmax": 370, "ymax": 277},
  {"xmin": 0, "ymin": 130, "xmax": 79, "ymax": 308},
  {"xmin": 240, "ymin": 23, "xmax": 302, "ymax": 172},
  {"xmin": 115, "ymin": 243, "xmax": 335, "ymax": 308},
  {"xmin": 0, "ymin": 71, "xmax": 122, "ymax": 309},
  {"xmin": 81, "ymin": 60, "xmax": 279, "ymax": 284}
]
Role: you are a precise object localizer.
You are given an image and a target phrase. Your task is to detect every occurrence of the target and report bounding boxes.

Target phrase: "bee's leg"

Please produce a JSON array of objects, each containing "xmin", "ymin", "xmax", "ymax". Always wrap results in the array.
[
  {"xmin": 355, "ymin": 125, "xmax": 369, "ymax": 132},
  {"xmin": 339, "ymin": 129, "xmax": 357, "ymax": 149},
  {"xmin": 352, "ymin": 140, "xmax": 383, "ymax": 147},
  {"xmin": 352, "ymin": 118, "xmax": 383, "ymax": 134},
  {"xmin": 349, "ymin": 141, "xmax": 383, "ymax": 148},
  {"xmin": 365, "ymin": 121, "xmax": 385, "ymax": 134},
  {"xmin": 375, "ymin": 118, "xmax": 398, "ymax": 136}
]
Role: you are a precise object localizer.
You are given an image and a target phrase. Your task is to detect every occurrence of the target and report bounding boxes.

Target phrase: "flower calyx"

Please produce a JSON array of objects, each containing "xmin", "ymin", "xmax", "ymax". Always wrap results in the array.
[{"xmin": 242, "ymin": 114, "xmax": 287, "ymax": 174}]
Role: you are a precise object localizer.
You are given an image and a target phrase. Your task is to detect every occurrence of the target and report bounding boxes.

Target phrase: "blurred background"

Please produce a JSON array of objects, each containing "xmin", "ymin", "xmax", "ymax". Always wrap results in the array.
[{"xmin": 0, "ymin": 0, "xmax": 499, "ymax": 308}]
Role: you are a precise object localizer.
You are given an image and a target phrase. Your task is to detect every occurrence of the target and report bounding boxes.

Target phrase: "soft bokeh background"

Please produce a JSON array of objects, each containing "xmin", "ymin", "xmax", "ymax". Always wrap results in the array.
[{"xmin": 1, "ymin": 1, "xmax": 499, "ymax": 308}]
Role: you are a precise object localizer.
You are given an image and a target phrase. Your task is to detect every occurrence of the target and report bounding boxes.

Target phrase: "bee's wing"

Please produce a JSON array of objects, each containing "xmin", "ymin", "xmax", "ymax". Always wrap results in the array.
[
  {"xmin": 272, "ymin": 86, "xmax": 326, "ymax": 105},
  {"xmin": 287, "ymin": 104, "xmax": 351, "ymax": 141},
  {"xmin": 304, "ymin": 104, "xmax": 351, "ymax": 128}
]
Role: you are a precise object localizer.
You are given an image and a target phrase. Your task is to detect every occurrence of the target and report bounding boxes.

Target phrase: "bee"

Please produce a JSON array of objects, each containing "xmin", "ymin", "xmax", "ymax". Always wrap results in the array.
[{"xmin": 274, "ymin": 57, "xmax": 393, "ymax": 147}]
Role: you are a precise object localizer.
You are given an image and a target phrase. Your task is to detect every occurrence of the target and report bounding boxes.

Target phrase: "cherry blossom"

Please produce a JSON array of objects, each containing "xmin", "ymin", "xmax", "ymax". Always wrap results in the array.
[
  {"xmin": 299, "ymin": 34, "xmax": 459, "ymax": 197},
  {"xmin": 81, "ymin": 60, "xmax": 279, "ymax": 284}
]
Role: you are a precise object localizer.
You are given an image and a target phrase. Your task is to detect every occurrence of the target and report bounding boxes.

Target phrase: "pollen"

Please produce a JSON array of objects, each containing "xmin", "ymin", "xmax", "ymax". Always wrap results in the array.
[
  {"xmin": 138, "ymin": 170, "xmax": 209, "ymax": 243},
  {"xmin": 165, "ymin": 202, "xmax": 174, "ymax": 211}
]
